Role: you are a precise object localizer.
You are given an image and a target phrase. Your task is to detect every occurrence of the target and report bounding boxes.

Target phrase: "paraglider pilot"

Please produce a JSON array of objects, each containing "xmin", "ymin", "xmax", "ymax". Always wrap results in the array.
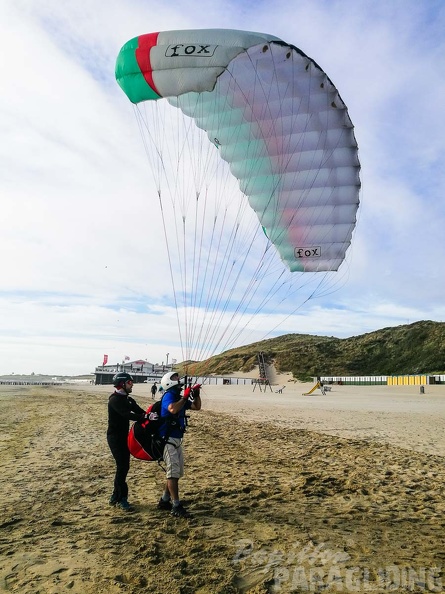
[{"xmin": 157, "ymin": 372, "xmax": 201, "ymax": 517}]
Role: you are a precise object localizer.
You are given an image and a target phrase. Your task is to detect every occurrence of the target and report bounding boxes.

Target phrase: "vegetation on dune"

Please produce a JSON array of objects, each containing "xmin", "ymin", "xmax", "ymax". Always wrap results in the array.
[{"xmin": 181, "ymin": 321, "xmax": 445, "ymax": 380}]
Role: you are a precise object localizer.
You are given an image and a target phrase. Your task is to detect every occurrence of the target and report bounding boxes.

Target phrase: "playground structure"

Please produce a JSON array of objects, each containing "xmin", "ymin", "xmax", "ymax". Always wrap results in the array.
[{"xmin": 303, "ymin": 382, "xmax": 332, "ymax": 396}]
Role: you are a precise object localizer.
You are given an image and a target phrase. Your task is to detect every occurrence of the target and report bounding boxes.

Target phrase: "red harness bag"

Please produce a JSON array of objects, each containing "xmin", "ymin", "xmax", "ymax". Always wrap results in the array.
[{"xmin": 127, "ymin": 400, "xmax": 164, "ymax": 461}]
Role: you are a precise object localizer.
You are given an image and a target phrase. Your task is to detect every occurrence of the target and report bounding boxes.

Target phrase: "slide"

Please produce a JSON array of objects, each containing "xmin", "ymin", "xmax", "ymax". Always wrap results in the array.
[{"xmin": 302, "ymin": 382, "xmax": 320, "ymax": 395}]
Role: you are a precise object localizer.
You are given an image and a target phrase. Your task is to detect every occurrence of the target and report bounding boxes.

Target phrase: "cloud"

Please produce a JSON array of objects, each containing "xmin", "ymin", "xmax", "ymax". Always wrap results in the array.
[{"xmin": 1, "ymin": 0, "xmax": 445, "ymax": 374}]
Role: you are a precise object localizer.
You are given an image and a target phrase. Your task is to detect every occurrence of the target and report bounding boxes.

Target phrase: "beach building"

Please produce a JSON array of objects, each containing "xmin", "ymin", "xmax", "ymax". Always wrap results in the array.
[
  {"xmin": 93, "ymin": 359, "xmax": 255, "ymax": 386},
  {"xmin": 94, "ymin": 359, "xmax": 172, "ymax": 385}
]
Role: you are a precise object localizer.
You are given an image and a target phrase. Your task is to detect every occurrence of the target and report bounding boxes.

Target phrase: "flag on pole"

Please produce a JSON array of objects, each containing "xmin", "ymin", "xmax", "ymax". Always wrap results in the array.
[
  {"xmin": 103, "ymin": 354, "xmax": 108, "ymax": 365},
  {"xmin": 124, "ymin": 355, "xmax": 130, "ymax": 361}
]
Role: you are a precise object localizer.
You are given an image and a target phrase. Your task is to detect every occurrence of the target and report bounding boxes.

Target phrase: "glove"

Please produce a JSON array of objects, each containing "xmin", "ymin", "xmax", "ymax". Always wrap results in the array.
[
  {"xmin": 183, "ymin": 384, "xmax": 201, "ymax": 399},
  {"xmin": 191, "ymin": 384, "xmax": 201, "ymax": 397}
]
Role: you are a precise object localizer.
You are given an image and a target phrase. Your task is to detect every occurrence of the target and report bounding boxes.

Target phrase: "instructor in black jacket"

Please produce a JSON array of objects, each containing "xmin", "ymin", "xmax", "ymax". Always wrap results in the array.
[{"xmin": 107, "ymin": 372, "xmax": 146, "ymax": 511}]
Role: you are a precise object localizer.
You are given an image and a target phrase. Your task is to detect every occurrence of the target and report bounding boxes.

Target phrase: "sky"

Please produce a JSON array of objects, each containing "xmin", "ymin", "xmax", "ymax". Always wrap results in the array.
[{"xmin": 1, "ymin": 0, "xmax": 445, "ymax": 375}]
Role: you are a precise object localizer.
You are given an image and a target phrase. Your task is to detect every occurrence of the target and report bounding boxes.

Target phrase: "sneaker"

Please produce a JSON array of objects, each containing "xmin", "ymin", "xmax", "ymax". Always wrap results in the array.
[
  {"xmin": 116, "ymin": 498, "xmax": 134, "ymax": 512},
  {"xmin": 157, "ymin": 498, "xmax": 173, "ymax": 511},
  {"xmin": 171, "ymin": 503, "xmax": 189, "ymax": 518},
  {"xmin": 109, "ymin": 494, "xmax": 118, "ymax": 506}
]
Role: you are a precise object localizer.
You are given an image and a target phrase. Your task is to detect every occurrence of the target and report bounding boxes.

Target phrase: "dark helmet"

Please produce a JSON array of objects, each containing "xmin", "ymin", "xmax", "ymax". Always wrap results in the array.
[{"xmin": 113, "ymin": 371, "xmax": 134, "ymax": 387}]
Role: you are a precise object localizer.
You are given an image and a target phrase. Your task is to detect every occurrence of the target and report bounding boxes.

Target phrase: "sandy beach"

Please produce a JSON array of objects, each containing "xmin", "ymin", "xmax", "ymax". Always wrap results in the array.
[{"xmin": 1, "ymin": 380, "xmax": 445, "ymax": 593}]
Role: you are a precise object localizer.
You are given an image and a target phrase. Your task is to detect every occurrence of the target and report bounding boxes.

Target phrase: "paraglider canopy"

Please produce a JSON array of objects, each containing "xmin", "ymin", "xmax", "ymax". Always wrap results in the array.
[{"xmin": 115, "ymin": 29, "xmax": 360, "ymax": 361}]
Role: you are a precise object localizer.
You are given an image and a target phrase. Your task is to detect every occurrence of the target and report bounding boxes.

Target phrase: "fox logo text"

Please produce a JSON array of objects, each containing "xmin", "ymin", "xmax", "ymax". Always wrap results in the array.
[
  {"xmin": 294, "ymin": 247, "xmax": 321, "ymax": 259},
  {"xmin": 166, "ymin": 44, "xmax": 217, "ymax": 58}
]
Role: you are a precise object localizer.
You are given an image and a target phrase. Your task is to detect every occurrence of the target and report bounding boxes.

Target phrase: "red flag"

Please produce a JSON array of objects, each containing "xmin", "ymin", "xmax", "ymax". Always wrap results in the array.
[
  {"xmin": 125, "ymin": 355, "xmax": 130, "ymax": 361},
  {"xmin": 103, "ymin": 354, "xmax": 108, "ymax": 365}
]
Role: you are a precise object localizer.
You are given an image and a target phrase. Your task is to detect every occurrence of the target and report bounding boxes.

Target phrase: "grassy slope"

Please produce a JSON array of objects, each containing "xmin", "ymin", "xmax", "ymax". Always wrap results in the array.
[{"xmin": 183, "ymin": 320, "xmax": 445, "ymax": 380}]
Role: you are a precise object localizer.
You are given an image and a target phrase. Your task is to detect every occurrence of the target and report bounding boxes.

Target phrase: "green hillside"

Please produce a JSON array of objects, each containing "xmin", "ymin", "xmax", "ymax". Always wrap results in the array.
[{"xmin": 184, "ymin": 320, "xmax": 445, "ymax": 380}]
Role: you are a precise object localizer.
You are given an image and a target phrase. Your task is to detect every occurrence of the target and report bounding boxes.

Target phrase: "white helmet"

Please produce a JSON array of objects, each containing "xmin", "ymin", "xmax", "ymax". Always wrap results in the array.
[{"xmin": 161, "ymin": 371, "xmax": 180, "ymax": 391}]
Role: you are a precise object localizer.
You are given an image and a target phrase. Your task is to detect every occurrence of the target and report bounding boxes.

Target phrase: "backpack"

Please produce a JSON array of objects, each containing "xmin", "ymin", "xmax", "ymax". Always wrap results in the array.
[{"xmin": 128, "ymin": 398, "xmax": 165, "ymax": 462}]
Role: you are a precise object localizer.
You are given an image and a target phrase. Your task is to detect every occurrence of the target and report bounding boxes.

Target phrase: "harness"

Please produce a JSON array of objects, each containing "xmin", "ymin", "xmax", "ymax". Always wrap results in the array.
[{"xmin": 127, "ymin": 389, "xmax": 188, "ymax": 470}]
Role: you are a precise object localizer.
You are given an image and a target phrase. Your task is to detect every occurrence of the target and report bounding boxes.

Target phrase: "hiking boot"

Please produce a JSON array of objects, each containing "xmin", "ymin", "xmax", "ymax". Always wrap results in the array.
[
  {"xmin": 171, "ymin": 503, "xmax": 190, "ymax": 518},
  {"xmin": 109, "ymin": 494, "xmax": 118, "ymax": 506},
  {"xmin": 116, "ymin": 498, "xmax": 134, "ymax": 512},
  {"xmin": 157, "ymin": 498, "xmax": 173, "ymax": 511}
]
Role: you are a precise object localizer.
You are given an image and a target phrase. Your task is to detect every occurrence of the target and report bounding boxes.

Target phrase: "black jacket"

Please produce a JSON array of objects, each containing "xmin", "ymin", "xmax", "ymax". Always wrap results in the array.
[{"xmin": 107, "ymin": 392, "xmax": 145, "ymax": 439}]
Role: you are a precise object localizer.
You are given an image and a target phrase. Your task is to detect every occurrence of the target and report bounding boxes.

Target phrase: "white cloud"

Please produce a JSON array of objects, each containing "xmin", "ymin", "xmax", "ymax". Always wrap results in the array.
[{"xmin": 1, "ymin": 0, "xmax": 444, "ymax": 374}]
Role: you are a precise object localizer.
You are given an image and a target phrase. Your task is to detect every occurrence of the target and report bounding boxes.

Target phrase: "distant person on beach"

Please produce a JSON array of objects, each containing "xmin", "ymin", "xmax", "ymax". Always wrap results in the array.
[
  {"xmin": 107, "ymin": 372, "xmax": 146, "ymax": 512},
  {"xmin": 151, "ymin": 382, "xmax": 158, "ymax": 399},
  {"xmin": 157, "ymin": 371, "xmax": 201, "ymax": 518}
]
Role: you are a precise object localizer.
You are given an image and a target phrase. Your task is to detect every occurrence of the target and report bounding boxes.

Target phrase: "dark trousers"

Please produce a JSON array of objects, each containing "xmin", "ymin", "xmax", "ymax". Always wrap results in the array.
[{"xmin": 107, "ymin": 435, "xmax": 130, "ymax": 501}]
